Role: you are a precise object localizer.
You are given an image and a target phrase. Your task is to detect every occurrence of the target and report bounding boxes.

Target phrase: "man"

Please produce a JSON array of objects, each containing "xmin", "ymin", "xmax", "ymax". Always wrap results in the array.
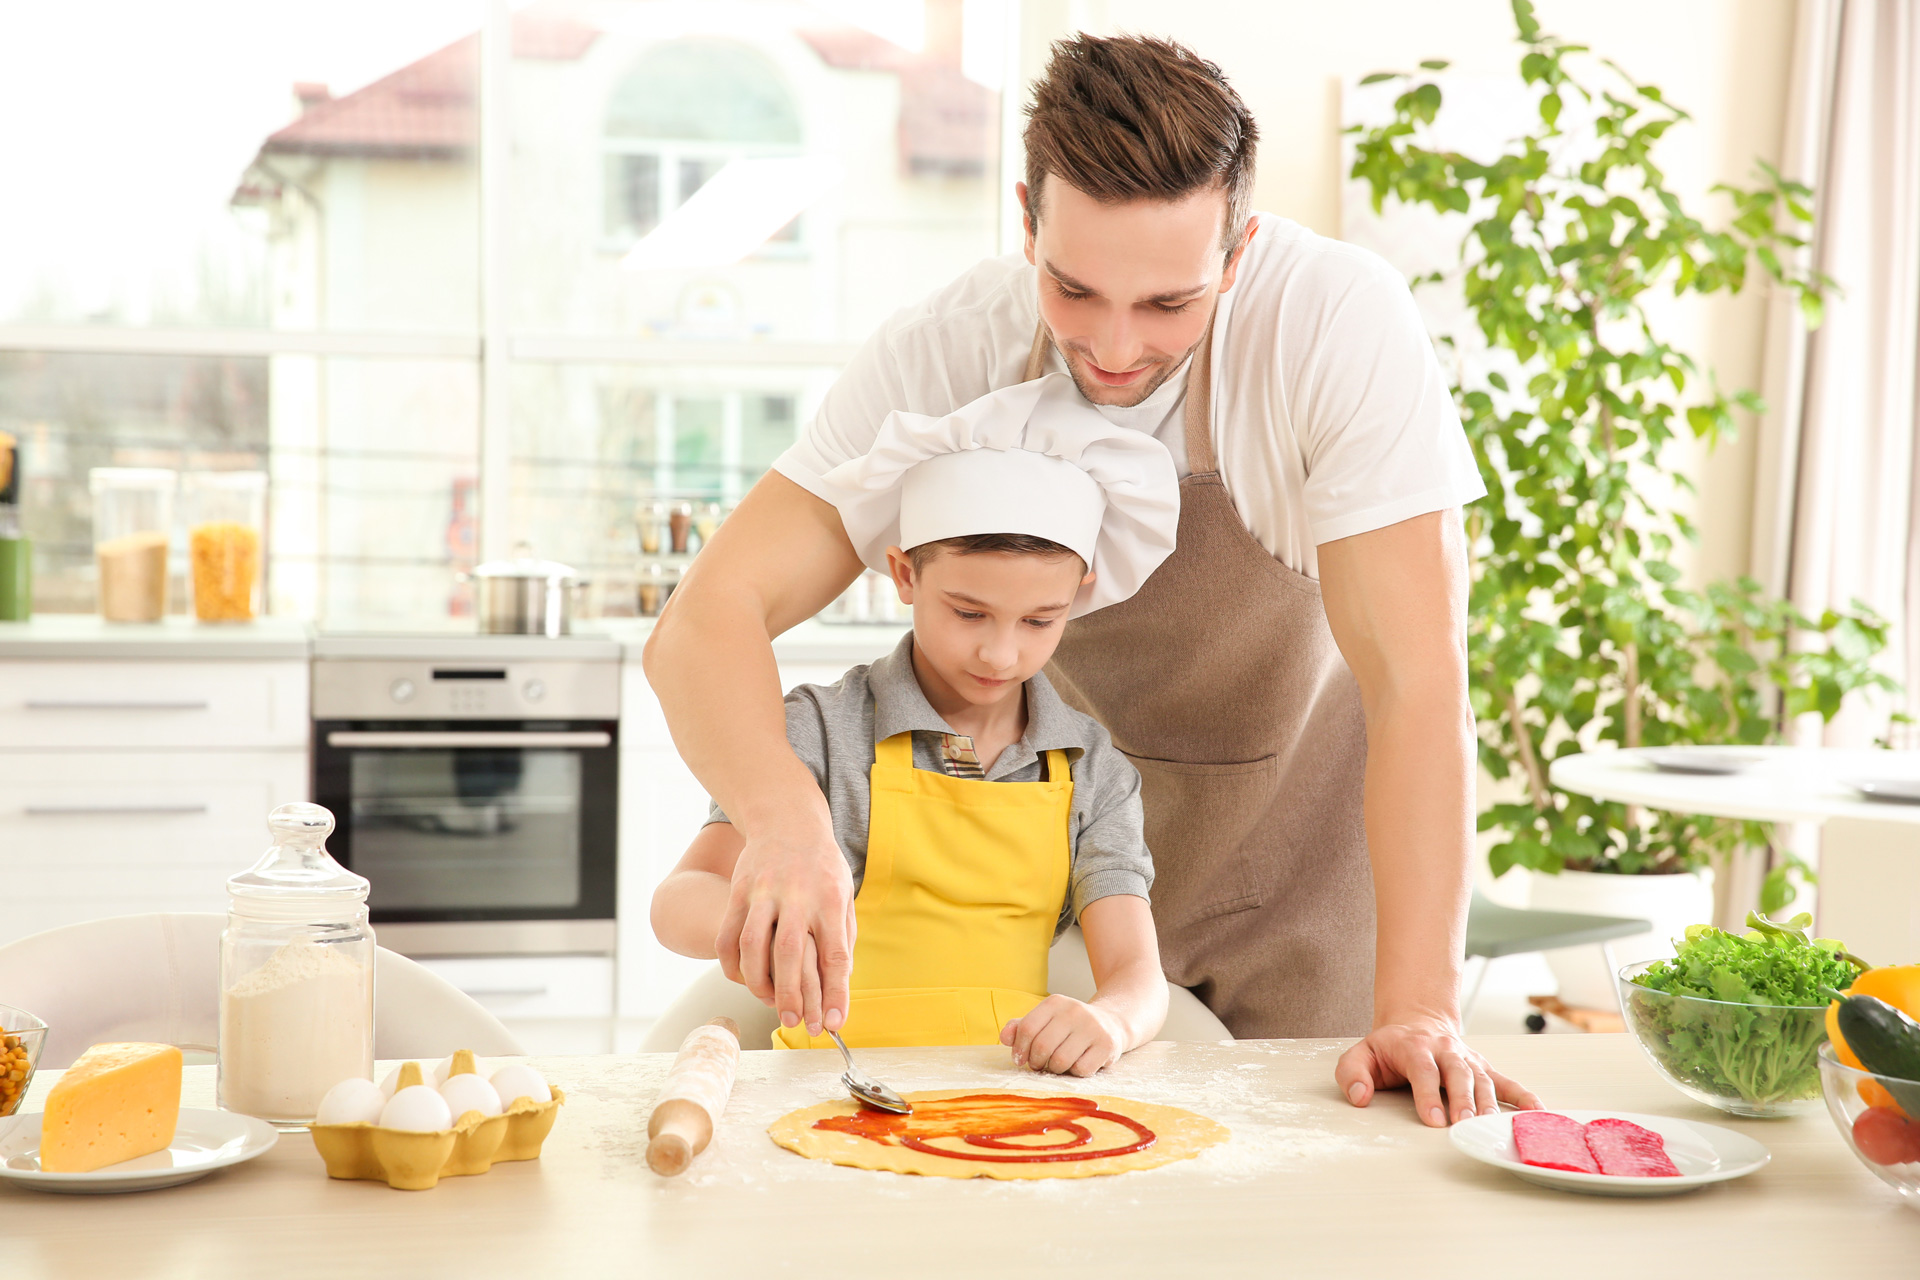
[{"xmin": 645, "ymin": 34, "xmax": 1538, "ymax": 1125}]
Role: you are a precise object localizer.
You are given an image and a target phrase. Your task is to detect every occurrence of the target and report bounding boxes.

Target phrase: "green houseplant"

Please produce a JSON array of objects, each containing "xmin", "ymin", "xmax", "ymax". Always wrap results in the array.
[{"xmin": 1347, "ymin": 1, "xmax": 1898, "ymax": 914}]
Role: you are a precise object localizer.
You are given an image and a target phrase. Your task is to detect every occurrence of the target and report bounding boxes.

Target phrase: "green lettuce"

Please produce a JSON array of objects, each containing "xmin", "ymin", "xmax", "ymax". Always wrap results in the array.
[{"xmin": 1625, "ymin": 912, "xmax": 1866, "ymax": 1106}]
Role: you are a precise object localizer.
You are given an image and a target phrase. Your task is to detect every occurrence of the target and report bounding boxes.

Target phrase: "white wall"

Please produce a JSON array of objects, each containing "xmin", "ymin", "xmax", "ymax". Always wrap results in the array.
[{"xmin": 1016, "ymin": 0, "xmax": 1798, "ymax": 588}]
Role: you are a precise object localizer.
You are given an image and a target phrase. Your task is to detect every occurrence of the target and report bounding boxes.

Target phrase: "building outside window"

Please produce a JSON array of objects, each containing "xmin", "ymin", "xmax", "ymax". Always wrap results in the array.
[{"xmin": 0, "ymin": 0, "xmax": 1009, "ymax": 625}]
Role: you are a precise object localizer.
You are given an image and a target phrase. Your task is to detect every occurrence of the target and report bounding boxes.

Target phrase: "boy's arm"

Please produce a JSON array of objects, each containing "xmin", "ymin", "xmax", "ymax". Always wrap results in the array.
[
  {"xmin": 1003, "ymin": 895, "xmax": 1167, "ymax": 1076},
  {"xmin": 650, "ymin": 822, "xmax": 747, "ymax": 959},
  {"xmin": 1082, "ymin": 894, "xmax": 1168, "ymax": 1047}
]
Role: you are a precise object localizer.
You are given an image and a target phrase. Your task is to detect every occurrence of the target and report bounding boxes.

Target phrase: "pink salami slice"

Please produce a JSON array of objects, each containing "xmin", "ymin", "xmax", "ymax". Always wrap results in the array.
[
  {"xmin": 1584, "ymin": 1118, "xmax": 1680, "ymax": 1177},
  {"xmin": 1511, "ymin": 1110, "xmax": 1599, "ymax": 1173}
]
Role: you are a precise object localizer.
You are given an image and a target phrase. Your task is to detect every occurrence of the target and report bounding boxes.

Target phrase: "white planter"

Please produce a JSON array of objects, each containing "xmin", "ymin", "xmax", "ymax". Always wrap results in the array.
[{"xmin": 1525, "ymin": 868, "xmax": 1717, "ymax": 1009}]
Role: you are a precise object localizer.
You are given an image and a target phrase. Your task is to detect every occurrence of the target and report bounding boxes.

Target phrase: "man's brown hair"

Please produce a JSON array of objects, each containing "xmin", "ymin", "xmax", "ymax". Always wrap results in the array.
[{"xmin": 1023, "ymin": 35, "xmax": 1258, "ymax": 252}]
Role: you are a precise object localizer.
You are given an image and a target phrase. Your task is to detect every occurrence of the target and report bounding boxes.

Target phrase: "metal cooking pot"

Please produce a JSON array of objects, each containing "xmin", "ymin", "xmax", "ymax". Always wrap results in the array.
[{"xmin": 465, "ymin": 547, "xmax": 580, "ymax": 636}]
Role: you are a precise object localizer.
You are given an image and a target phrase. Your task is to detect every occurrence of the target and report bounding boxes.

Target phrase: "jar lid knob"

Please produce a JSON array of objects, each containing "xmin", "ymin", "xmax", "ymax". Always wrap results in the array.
[{"xmin": 267, "ymin": 802, "xmax": 334, "ymax": 842}]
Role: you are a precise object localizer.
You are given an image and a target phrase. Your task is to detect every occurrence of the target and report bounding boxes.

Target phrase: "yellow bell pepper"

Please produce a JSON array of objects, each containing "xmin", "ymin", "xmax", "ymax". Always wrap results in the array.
[{"xmin": 1828, "ymin": 964, "xmax": 1920, "ymax": 1115}]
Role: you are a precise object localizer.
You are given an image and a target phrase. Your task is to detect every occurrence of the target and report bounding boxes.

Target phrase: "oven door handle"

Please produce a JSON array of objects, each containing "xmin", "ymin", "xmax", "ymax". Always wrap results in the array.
[{"xmin": 325, "ymin": 730, "xmax": 612, "ymax": 749}]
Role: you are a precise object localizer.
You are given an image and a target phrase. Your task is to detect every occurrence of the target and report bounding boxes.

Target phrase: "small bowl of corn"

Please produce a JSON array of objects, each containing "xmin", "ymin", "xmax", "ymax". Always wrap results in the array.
[{"xmin": 0, "ymin": 1004, "xmax": 49, "ymax": 1117}]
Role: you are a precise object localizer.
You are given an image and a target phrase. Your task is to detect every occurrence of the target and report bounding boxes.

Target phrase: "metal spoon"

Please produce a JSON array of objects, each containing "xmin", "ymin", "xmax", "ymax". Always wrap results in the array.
[{"xmin": 826, "ymin": 1029, "xmax": 912, "ymax": 1114}]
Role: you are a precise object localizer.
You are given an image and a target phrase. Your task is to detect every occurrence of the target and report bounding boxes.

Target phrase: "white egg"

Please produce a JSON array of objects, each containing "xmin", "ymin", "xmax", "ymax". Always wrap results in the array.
[
  {"xmin": 379, "ymin": 1084, "xmax": 454, "ymax": 1132},
  {"xmin": 315, "ymin": 1077, "xmax": 386, "ymax": 1126},
  {"xmin": 439, "ymin": 1072, "xmax": 504, "ymax": 1120},
  {"xmin": 490, "ymin": 1064, "xmax": 551, "ymax": 1108},
  {"xmin": 377, "ymin": 1064, "xmax": 407, "ymax": 1099}
]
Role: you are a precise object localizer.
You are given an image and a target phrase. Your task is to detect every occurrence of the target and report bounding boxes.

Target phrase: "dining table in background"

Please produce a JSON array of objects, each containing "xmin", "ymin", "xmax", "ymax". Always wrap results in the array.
[
  {"xmin": 1551, "ymin": 747, "xmax": 1920, "ymax": 963},
  {"xmin": 3, "ymin": 1036, "xmax": 1915, "ymax": 1278}
]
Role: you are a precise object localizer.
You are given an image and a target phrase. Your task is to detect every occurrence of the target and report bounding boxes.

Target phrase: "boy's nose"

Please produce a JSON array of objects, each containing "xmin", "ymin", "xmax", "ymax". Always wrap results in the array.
[{"xmin": 978, "ymin": 629, "xmax": 1020, "ymax": 671}]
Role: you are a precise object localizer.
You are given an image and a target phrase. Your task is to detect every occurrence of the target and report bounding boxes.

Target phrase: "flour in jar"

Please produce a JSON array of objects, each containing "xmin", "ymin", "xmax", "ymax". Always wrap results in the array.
[{"xmin": 219, "ymin": 941, "xmax": 372, "ymax": 1121}]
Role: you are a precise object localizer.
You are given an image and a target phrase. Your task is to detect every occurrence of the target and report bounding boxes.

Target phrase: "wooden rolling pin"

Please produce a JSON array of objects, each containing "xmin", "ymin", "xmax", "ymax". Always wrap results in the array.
[{"xmin": 646, "ymin": 1017, "xmax": 741, "ymax": 1176}]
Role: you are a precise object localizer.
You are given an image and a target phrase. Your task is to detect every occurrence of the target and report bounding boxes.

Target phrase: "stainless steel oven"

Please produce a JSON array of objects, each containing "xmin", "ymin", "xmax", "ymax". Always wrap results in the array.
[{"xmin": 311, "ymin": 635, "xmax": 620, "ymax": 957}]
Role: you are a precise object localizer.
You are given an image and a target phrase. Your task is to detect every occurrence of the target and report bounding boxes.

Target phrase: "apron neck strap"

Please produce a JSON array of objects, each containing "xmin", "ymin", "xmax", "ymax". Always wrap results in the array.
[{"xmin": 874, "ymin": 732, "xmax": 913, "ymax": 768}]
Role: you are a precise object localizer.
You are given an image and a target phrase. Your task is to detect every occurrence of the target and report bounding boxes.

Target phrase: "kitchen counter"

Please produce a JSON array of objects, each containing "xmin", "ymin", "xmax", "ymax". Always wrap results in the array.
[
  {"xmin": 8, "ymin": 1035, "xmax": 1916, "ymax": 1278},
  {"xmin": 0, "ymin": 615, "xmax": 312, "ymax": 659}
]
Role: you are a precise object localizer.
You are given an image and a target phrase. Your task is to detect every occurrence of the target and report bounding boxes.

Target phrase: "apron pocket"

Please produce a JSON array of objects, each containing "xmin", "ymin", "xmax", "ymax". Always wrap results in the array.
[{"xmin": 1123, "ymin": 753, "xmax": 1280, "ymax": 930}]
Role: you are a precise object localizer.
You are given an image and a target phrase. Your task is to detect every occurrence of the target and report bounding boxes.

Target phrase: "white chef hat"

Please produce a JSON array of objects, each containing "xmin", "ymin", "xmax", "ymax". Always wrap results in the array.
[{"xmin": 817, "ymin": 373, "xmax": 1179, "ymax": 616}]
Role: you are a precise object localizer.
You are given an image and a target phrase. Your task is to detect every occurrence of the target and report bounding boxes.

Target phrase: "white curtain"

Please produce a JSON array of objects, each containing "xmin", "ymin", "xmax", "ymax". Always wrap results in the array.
[{"xmin": 1751, "ymin": 0, "xmax": 1920, "ymax": 749}]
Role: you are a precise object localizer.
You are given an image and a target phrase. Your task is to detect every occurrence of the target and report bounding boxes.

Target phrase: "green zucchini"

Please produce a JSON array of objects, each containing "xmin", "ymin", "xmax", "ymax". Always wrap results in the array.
[{"xmin": 1834, "ymin": 992, "xmax": 1920, "ymax": 1116}]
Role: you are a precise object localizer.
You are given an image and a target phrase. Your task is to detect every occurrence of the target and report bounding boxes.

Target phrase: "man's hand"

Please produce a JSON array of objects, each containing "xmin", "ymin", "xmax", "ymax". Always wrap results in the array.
[
  {"xmin": 1334, "ymin": 1016, "xmax": 1541, "ymax": 1126},
  {"xmin": 1001, "ymin": 996, "xmax": 1127, "ymax": 1077},
  {"xmin": 717, "ymin": 821, "xmax": 856, "ymax": 1036},
  {"xmin": 644, "ymin": 471, "xmax": 867, "ymax": 1039}
]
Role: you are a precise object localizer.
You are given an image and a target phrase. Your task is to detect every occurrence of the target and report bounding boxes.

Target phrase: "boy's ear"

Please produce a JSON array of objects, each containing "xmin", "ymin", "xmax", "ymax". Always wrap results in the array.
[
  {"xmin": 1080, "ymin": 567, "xmax": 1097, "ymax": 587},
  {"xmin": 884, "ymin": 545, "xmax": 916, "ymax": 603}
]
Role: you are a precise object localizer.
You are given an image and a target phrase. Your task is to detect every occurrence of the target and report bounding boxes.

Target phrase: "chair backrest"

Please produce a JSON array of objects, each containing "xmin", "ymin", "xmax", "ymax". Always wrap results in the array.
[{"xmin": 0, "ymin": 913, "xmax": 521, "ymax": 1069}]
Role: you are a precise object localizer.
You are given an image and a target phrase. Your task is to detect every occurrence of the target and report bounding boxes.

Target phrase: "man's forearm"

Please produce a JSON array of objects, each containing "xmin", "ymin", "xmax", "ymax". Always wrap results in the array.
[{"xmin": 1365, "ymin": 693, "xmax": 1475, "ymax": 1027}]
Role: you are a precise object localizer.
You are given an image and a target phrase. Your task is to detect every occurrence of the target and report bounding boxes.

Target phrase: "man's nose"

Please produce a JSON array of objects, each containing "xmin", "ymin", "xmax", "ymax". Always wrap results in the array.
[{"xmin": 1086, "ymin": 310, "xmax": 1141, "ymax": 372}]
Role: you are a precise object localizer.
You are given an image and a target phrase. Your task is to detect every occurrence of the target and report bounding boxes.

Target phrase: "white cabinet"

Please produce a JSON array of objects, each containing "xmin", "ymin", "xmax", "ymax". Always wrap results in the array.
[
  {"xmin": 410, "ymin": 955, "xmax": 614, "ymax": 1019},
  {"xmin": 0, "ymin": 659, "xmax": 309, "ymax": 947}
]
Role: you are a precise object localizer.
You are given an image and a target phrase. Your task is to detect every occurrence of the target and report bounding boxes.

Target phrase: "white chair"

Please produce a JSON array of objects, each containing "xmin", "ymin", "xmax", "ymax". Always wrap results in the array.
[
  {"xmin": 639, "ymin": 925, "xmax": 1232, "ymax": 1051},
  {"xmin": 0, "ymin": 913, "xmax": 523, "ymax": 1069}
]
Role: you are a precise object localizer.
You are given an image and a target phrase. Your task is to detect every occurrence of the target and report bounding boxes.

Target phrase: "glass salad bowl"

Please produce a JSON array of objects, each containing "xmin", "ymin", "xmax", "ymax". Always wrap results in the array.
[
  {"xmin": 0, "ymin": 1004, "xmax": 49, "ymax": 1118},
  {"xmin": 1818, "ymin": 1043, "xmax": 1920, "ymax": 1204},
  {"xmin": 1618, "ymin": 962, "xmax": 1828, "ymax": 1118}
]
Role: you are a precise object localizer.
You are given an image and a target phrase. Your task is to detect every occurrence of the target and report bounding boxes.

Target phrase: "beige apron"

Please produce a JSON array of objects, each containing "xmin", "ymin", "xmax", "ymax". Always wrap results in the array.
[{"xmin": 1028, "ymin": 322, "xmax": 1375, "ymax": 1038}]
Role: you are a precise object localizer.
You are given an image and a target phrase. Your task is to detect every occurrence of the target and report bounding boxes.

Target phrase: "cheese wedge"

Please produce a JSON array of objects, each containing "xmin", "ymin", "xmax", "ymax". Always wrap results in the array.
[{"xmin": 40, "ymin": 1042, "xmax": 183, "ymax": 1173}]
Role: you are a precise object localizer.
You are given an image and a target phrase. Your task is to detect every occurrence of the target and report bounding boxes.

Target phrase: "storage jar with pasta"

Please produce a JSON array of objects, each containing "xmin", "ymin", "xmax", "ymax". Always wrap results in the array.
[
  {"xmin": 89, "ymin": 467, "xmax": 177, "ymax": 623},
  {"xmin": 185, "ymin": 471, "xmax": 266, "ymax": 622}
]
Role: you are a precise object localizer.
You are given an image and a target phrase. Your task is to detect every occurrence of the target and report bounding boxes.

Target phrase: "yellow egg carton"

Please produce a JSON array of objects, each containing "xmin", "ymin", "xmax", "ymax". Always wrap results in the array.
[{"xmin": 310, "ymin": 1050, "xmax": 565, "ymax": 1190}]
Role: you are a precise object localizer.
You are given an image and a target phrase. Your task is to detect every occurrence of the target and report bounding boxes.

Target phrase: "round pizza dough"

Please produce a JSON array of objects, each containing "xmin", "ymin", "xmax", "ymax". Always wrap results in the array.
[{"xmin": 767, "ymin": 1088, "xmax": 1229, "ymax": 1180}]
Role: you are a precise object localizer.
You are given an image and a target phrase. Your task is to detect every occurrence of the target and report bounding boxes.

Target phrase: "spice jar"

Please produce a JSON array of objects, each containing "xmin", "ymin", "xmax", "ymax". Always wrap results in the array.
[
  {"xmin": 692, "ymin": 501, "xmax": 722, "ymax": 553},
  {"xmin": 89, "ymin": 468, "xmax": 176, "ymax": 622},
  {"xmin": 668, "ymin": 502, "xmax": 694, "ymax": 554},
  {"xmin": 184, "ymin": 470, "xmax": 266, "ymax": 622},
  {"xmin": 637, "ymin": 501, "xmax": 668, "ymax": 556},
  {"xmin": 638, "ymin": 560, "xmax": 679, "ymax": 617},
  {"xmin": 219, "ymin": 803, "xmax": 374, "ymax": 1126}
]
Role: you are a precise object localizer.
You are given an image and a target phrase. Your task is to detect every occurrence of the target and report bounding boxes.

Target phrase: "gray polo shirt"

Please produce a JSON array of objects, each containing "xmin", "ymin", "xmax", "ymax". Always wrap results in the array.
[{"xmin": 707, "ymin": 633, "xmax": 1152, "ymax": 935}]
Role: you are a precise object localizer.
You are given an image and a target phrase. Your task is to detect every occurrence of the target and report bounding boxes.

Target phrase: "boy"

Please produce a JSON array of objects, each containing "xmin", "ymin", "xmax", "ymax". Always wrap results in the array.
[{"xmin": 651, "ymin": 375, "xmax": 1178, "ymax": 1076}]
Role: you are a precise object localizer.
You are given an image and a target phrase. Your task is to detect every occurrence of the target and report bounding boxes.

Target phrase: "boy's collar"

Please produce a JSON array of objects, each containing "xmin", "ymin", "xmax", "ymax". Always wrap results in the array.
[{"xmin": 867, "ymin": 632, "xmax": 1084, "ymax": 758}]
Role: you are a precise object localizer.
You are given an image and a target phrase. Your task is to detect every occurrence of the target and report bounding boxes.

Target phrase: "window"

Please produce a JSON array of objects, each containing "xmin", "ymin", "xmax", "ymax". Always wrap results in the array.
[{"xmin": 1, "ymin": 1, "xmax": 1009, "ymax": 625}]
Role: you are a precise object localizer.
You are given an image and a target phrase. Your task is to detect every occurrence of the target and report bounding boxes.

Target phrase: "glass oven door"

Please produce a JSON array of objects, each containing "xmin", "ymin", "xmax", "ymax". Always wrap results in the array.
[{"xmin": 313, "ymin": 723, "xmax": 617, "ymax": 924}]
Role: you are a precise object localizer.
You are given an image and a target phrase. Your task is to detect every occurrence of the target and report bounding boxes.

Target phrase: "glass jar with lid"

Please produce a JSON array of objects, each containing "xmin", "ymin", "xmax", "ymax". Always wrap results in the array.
[
  {"xmin": 183, "ymin": 470, "xmax": 266, "ymax": 623},
  {"xmin": 218, "ymin": 803, "xmax": 374, "ymax": 1125}
]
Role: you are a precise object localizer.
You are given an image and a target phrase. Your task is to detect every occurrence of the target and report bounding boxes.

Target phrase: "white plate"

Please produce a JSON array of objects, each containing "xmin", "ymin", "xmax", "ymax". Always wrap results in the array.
[
  {"xmin": 1638, "ymin": 748, "xmax": 1764, "ymax": 776},
  {"xmin": 1853, "ymin": 778, "xmax": 1920, "ymax": 805},
  {"xmin": 1450, "ymin": 1109, "xmax": 1769, "ymax": 1197},
  {"xmin": 0, "ymin": 1108, "xmax": 278, "ymax": 1194}
]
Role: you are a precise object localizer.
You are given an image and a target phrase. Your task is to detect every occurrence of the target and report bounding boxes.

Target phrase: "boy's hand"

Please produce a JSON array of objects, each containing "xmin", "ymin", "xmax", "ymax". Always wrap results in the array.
[{"xmin": 1001, "ymin": 996, "xmax": 1126, "ymax": 1077}]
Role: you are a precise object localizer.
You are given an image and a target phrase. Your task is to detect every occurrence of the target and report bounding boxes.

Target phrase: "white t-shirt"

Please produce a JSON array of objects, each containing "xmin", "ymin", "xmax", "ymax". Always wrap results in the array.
[{"xmin": 776, "ymin": 214, "xmax": 1485, "ymax": 578}]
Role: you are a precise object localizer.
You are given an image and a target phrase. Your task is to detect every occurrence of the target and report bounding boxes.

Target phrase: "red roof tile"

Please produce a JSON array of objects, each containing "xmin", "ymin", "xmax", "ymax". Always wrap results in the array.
[
  {"xmin": 261, "ymin": 13, "xmax": 600, "ymax": 159},
  {"xmin": 796, "ymin": 28, "xmax": 995, "ymax": 177}
]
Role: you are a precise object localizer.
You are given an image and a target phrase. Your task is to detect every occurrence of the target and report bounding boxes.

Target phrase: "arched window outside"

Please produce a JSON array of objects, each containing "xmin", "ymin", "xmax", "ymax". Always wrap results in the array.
[{"xmin": 602, "ymin": 40, "xmax": 803, "ymax": 247}]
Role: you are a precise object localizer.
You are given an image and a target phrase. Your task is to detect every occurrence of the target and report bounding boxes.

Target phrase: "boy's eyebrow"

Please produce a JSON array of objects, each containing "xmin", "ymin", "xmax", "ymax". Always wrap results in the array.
[
  {"xmin": 1043, "ymin": 260, "xmax": 1209, "ymax": 306},
  {"xmin": 945, "ymin": 590, "xmax": 1073, "ymax": 613}
]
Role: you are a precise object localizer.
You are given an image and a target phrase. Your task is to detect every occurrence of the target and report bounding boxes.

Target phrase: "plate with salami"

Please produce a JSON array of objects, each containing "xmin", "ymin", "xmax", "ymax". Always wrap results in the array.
[{"xmin": 1450, "ymin": 1109, "xmax": 1769, "ymax": 1197}]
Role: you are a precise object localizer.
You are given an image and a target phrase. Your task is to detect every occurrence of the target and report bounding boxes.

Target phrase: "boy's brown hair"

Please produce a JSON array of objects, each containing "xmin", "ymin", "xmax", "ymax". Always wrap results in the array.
[
  {"xmin": 907, "ymin": 533, "xmax": 1080, "ymax": 573},
  {"xmin": 1022, "ymin": 34, "xmax": 1258, "ymax": 253}
]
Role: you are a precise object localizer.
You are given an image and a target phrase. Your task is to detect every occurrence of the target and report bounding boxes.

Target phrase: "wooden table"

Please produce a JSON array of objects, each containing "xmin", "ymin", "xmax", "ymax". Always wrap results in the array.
[
  {"xmin": 6, "ymin": 1036, "xmax": 1916, "ymax": 1278},
  {"xmin": 1551, "ymin": 746, "xmax": 1920, "ymax": 961}
]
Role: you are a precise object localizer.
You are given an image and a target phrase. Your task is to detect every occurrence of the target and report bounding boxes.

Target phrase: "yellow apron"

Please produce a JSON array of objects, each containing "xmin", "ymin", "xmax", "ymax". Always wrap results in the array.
[{"xmin": 772, "ymin": 731, "xmax": 1072, "ymax": 1049}]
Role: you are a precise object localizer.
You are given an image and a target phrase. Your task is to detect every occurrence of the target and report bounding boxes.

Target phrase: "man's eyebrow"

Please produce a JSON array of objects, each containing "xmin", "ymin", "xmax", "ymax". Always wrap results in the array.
[
  {"xmin": 1042, "ymin": 260, "xmax": 1208, "ymax": 306},
  {"xmin": 945, "ymin": 590, "xmax": 1073, "ymax": 613}
]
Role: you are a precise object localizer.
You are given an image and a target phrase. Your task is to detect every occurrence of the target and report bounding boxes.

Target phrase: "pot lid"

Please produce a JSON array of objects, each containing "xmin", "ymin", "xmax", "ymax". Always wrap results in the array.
[{"xmin": 471, "ymin": 543, "xmax": 578, "ymax": 582}]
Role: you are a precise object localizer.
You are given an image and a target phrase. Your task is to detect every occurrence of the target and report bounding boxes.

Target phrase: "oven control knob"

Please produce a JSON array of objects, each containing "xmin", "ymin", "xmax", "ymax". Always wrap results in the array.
[
  {"xmin": 389, "ymin": 678, "xmax": 417, "ymax": 704},
  {"xmin": 523, "ymin": 678, "xmax": 547, "ymax": 703}
]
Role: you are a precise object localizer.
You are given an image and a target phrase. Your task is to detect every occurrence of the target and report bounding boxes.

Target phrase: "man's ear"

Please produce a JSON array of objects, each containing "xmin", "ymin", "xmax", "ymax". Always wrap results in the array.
[
  {"xmin": 884, "ymin": 545, "xmax": 916, "ymax": 603},
  {"xmin": 1218, "ymin": 213, "xmax": 1259, "ymax": 295},
  {"xmin": 1017, "ymin": 180, "xmax": 1037, "ymax": 264}
]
